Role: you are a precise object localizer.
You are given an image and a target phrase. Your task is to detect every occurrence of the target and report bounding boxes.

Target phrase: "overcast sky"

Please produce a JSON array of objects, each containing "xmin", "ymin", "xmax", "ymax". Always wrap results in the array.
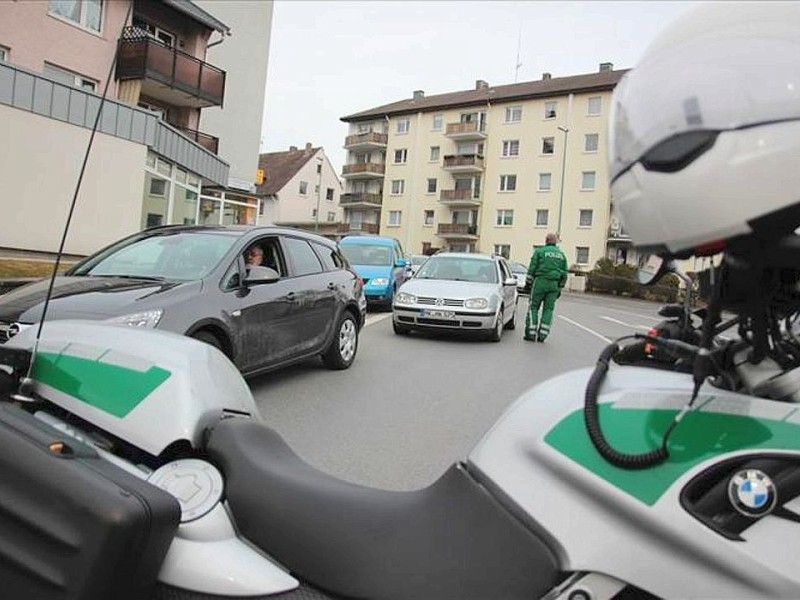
[{"xmin": 260, "ymin": 1, "xmax": 703, "ymax": 172}]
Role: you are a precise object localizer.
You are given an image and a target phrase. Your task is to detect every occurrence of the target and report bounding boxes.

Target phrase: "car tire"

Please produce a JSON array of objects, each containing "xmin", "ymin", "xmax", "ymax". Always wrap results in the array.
[
  {"xmin": 488, "ymin": 309, "xmax": 504, "ymax": 342},
  {"xmin": 191, "ymin": 330, "xmax": 226, "ymax": 355},
  {"xmin": 505, "ymin": 306, "xmax": 516, "ymax": 330},
  {"xmin": 322, "ymin": 311, "xmax": 359, "ymax": 370},
  {"xmin": 393, "ymin": 320, "xmax": 409, "ymax": 335}
]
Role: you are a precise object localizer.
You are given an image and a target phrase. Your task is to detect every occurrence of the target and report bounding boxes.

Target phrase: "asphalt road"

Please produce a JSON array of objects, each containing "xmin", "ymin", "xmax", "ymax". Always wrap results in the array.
[{"xmin": 248, "ymin": 292, "xmax": 668, "ymax": 491}]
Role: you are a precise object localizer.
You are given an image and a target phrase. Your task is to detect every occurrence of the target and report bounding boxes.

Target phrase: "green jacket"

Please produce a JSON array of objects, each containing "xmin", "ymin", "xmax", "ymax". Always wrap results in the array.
[{"xmin": 527, "ymin": 243, "xmax": 568, "ymax": 287}]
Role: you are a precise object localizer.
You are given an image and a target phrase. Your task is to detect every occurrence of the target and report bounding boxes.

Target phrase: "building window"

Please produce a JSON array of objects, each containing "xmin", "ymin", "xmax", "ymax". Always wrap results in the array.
[
  {"xmin": 326, "ymin": 188, "xmax": 335, "ymax": 201},
  {"xmin": 393, "ymin": 148, "xmax": 408, "ymax": 164},
  {"xmin": 311, "ymin": 208, "xmax": 318, "ymax": 218},
  {"xmin": 299, "ymin": 181, "xmax": 308, "ymax": 195},
  {"xmin": 391, "ymin": 179, "xmax": 405, "ymax": 195},
  {"xmin": 397, "ymin": 118, "xmax": 410, "ymax": 134},
  {"xmin": 494, "ymin": 244, "xmax": 511, "ymax": 259},
  {"xmin": 0, "ymin": 46, "xmax": 8, "ymax": 62},
  {"xmin": 149, "ymin": 178, "xmax": 167, "ymax": 197},
  {"xmin": 429, "ymin": 146, "xmax": 440, "ymax": 161},
  {"xmin": 327, "ymin": 211, "xmax": 336, "ymax": 222},
  {"xmin": 544, "ymin": 101, "xmax": 557, "ymax": 119},
  {"xmin": 496, "ymin": 210, "xmax": 514, "ymax": 226},
  {"xmin": 505, "ymin": 105, "xmax": 522, "ymax": 123},
  {"xmin": 49, "ymin": 0, "xmax": 103, "ymax": 32},
  {"xmin": 536, "ymin": 209, "xmax": 549, "ymax": 226},
  {"xmin": 432, "ymin": 114, "xmax": 443, "ymax": 131},
  {"xmin": 388, "ymin": 210, "xmax": 402, "ymax": 226},
  {"xmin": 132, "ymin": 16, "xmax": 175, "ymax": 47},
  {"xmin": 423, "ymin": 210, "xmax": 435, "ymax": 226},
  {"xmin": 581, "ymin": 171, "xmax": 596, "ymax": 191},
  {"xmin": 42, "ymin": 62, "xmax": 97, "ymax": 91},
  {"xmin": 427, "ymin": 178, "xmax": 437, "ymax": 194},
  {"xmin": 499, "ymin": 175, "xmax": 517, "ymax": 192},
  {"xmin": 538, "ymin": 173, "xmax": 552, "ymax": 192},
  {"xmin": 579, "ymin": 209, "xmax": 593, "ymax": 227},
  {"xmin": 576, "ymin": 246, "xmax": 590, "ymax": 265},
  {"xmin": 542, "ymin": 137, "xmax": 555, "ymax": 155},
  {"xmin": 587, "ymin": 96, "xmax": 602, "ymax": 116},
  {"xmin": 502, "ymin": 140, "xmax": 520, "ymax": 157},
  {"xmin": 584, "ymin": 133, "xmax": 599, "ymax": 153}
]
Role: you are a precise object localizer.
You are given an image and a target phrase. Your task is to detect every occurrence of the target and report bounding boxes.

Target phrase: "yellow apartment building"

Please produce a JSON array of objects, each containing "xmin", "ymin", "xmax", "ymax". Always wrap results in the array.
[{"xmin": 340, "ymin": 64, "xmax": 631, "ymax": 270}]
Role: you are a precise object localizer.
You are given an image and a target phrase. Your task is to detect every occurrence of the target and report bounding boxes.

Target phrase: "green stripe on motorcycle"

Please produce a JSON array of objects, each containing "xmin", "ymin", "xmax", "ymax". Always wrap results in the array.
[
  {"xmin": 545, "ymin": 405, "xmax": 800, "ymax": 505},
  {"xmin": 33, "ymin": 352, "xmax": 171, "ymax": 418}
]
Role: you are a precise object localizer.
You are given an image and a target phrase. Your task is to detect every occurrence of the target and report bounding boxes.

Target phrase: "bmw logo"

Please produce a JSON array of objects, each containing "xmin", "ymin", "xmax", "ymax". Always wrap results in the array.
[{"xmin": 728, "ymin": 469, "xmax": 777, "ymax": 518}]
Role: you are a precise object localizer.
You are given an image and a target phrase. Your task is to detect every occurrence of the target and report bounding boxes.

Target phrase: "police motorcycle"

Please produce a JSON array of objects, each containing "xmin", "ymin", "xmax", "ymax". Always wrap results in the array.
[{"xmin": 4, "ymin": 3, "xmax": 800, "ymax": 600}]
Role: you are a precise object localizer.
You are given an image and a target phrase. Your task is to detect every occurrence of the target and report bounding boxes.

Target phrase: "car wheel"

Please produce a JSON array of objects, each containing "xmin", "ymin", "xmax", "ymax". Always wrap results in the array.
[
  {"xmin": 322, "ymin": 311, "xmax": 359, "ymax": 369},
  {"xmin": 393, "ymin": 320, "xmax": 409, "ymax": 335},
  {"xmin": 488, "ymin": 308, "xmax": 504, "ymax": 342},
  {"xmin": 505, "ymin": 305, "xmax": 516, "ymax": 330},
  {"xmin": 191, "ymin": 330, "xmax": 225, "ymax": 354}
]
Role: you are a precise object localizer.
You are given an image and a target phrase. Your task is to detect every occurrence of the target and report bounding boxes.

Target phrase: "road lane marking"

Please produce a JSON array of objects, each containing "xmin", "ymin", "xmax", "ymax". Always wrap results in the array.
[
  {"xmin": 366, "ymin": 313, "xmax": 392, "ymax": 326},
  {"xmin": 600, "ymin": 316, "xmax": 652, "ymax": 330},
  {"xmin": 558, "ymin": 315, "xmax": 612, "ymax": 343}
]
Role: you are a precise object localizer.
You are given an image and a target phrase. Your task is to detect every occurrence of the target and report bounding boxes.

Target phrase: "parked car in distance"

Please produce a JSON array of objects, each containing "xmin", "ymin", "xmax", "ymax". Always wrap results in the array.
[
  {"xmin": 339, "ymin": 235, "xmax": 407, "ymax": 308},
  {"xmin": 392, "ymin": 252, "xmax": 517, "ymax": 341},
  {"xmin": 408, "ymin": 254, "xmax": 429, "ymax": 277},
  {"xmin": 510, "ymin": 261, "xmax": 530, "ymax": 294},
  {"xmin": 0, "ymin": 225, "xmax": 366, "ymax": 377}
]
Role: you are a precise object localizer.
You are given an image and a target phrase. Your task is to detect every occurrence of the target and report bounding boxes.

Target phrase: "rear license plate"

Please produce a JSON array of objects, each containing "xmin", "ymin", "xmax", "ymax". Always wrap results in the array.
[{"xmin": 422, "ymin": 309, "xmax": 455, "ymax": 319}]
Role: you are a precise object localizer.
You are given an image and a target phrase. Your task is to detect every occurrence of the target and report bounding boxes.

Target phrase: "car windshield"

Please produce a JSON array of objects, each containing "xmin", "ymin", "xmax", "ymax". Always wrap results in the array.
[
  {"xmin": 70, "ymin": 232, "xmax": 238, "ymax": 281},
  {"xmin": 416, "ymin": 257, "xmax": 497, "ymax": 283},
  {"xmin": 340, "ymin": 244, "xmax": 393, "ymax": 266}
]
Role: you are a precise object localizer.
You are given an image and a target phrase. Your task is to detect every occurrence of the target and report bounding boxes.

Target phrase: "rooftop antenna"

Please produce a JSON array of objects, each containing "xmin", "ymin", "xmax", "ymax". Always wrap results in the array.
[{"xmin": 514, "ymin": 24, "xmax": 523, "ymax": 83}]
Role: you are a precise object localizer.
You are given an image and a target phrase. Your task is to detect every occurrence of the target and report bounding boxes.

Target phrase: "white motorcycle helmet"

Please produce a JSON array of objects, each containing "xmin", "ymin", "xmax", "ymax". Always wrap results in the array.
[{"xmin": 609, "ymin": 2, "xmax": 800, "ymax": 257}]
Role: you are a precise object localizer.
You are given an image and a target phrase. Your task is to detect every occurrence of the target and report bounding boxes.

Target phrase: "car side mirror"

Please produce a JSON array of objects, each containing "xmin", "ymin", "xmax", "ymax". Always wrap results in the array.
[
  {"xmin": 504, "ymin": 277, "xmax": 518, "ymax": 287},
  {"xmin": 636, "ymin": 254, "xmax": 670, "ymax": 285},
  {"xmin": 244, "ymin": 266, "xmax": 280, "ymax": 285},
  {"xmin": 396, "ymin": 257, "xmax": 407, "ymax": 268}
]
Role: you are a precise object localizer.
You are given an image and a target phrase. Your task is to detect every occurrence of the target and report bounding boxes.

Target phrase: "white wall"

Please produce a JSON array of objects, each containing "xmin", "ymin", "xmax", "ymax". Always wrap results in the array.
[
  {"xmin": 0, "ymin": 104, "xmax": 145, "ymax": 255},
  {"xmin": 195, "ymin": 0, "xmax": 274, "ymax": 192}
]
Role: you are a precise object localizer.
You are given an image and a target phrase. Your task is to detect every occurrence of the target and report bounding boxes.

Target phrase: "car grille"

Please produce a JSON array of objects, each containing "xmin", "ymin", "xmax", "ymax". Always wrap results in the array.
[{"xmin": 416, "ymin": 296, "xmax": 465, "ymax": 307}]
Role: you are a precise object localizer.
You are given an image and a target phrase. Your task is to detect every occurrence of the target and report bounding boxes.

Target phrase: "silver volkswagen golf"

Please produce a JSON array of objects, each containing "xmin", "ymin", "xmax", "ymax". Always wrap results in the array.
[{"xmin": 391, "ymin": 252, "xmax": 518, "ymax": 341}]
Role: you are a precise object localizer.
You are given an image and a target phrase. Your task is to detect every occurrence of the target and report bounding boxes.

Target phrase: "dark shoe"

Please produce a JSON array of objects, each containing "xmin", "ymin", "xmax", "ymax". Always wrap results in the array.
[
  {"xmin": 537, "ymin": 336, "xmax": 546, "ymax": 343},
  {"xmin": 523, "ymin": 334, "xmax": 536, "ymax": 342}
]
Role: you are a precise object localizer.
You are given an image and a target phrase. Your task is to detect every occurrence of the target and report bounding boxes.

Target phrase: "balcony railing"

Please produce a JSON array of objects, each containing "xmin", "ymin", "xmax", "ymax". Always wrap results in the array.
[
  {"xmin": 174, "ymin": 125, "xmax": 219, "ymax": 154},
  {"xmin": 116, "ymin": 27, "xmax": 226, "ymax": 108},
  {"xmin": 340, "ymin": 192, "xmax": 383, "ymax": 207},
  {"xmin": 439, "ymin": 189, "xmax": 481, "ymax": 206},
  {"xmin": 341, "ymin": 163, "xmax": 386, "ymax": 178},
  {"xmin": 437, "ymin": 223, "xmax": 479, "ymax": 238},
  {"xmin": 445, "ymin": 121, "xmax": 487, "ymax": 139},
  {"xmin": 344, "ymin": 132, "xmax": 388, "ymax": 149},
  {"xmin": 442, "ymin": 154, "xmax": 484, "ymax": 172},
  {"xmin": 337, "ymin": 222, "xmax": 380, "ymax": 235}
]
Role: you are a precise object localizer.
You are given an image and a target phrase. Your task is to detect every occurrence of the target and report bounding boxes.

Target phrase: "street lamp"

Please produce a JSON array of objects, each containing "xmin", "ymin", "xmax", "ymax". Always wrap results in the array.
[
  {"xmin": 556, "ymin": 125, "xmax": 569, "ymax": 238},
  {"xmin": 314, "ymin": 154, "xmax": 323, "ymax": 232}
]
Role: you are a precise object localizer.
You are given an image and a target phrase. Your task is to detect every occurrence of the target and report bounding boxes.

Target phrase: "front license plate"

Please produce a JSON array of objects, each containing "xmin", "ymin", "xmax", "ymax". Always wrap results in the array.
[{"xmin": 422, "ymin": 309, "xmax": 455, "ymax": 319}]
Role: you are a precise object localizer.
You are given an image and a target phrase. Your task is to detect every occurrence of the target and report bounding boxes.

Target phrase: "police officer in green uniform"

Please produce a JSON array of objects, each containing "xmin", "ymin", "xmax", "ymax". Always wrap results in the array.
[{"xmin": 524, "ymin": 233, "xmax": 568, "ymax": 342}]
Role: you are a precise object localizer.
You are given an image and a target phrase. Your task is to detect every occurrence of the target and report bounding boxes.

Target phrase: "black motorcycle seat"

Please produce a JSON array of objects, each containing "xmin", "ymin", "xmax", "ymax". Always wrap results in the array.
[{"xmin": 206, "ymin": 417, "xmax": 560, "ymax": 600}]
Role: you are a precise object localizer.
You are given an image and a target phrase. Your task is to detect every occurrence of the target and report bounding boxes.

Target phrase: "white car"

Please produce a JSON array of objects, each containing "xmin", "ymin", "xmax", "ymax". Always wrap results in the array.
[{"xmin": 392, "ymin": 253, "xmax": 518, "ymax": 341}]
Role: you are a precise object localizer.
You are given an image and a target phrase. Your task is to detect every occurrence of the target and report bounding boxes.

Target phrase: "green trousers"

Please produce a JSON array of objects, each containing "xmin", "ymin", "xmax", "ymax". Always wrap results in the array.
[{"xmin": 525, "ymin": 278, "xmax": 560, "ymax": 340}]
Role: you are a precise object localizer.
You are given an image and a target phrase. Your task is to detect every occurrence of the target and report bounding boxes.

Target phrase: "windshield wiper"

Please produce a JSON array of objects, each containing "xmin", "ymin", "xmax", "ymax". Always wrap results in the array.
[{"xmin": 90, "ymin": 274, "xmax": 166, "ymax": 281}]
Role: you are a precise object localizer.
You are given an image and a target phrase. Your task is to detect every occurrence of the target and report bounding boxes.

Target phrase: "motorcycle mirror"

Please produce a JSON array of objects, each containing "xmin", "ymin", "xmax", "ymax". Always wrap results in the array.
[
  {"xmin": 636, "ymin": 254, "xmax": 669, "ymax": 285},
  {"xmin": 658, "ymin": 304, "xmax": 685, "ymax": 318}
]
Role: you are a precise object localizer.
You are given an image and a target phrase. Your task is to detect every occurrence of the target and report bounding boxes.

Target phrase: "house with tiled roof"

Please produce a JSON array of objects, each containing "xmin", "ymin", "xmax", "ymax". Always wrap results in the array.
[{"xmin": 256, "ymin": 143, "xmax": 343, "ymax": 236}]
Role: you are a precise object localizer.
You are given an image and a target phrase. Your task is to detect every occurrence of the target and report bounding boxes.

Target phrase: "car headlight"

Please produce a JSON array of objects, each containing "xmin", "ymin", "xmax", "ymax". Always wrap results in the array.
[
  {"xmin": 106, "ymin": 309, "xmax": 163, "ymax": 328},
  {"xmin": 394, "ymin": 292, "xmax": 417, "ymax": 305},
  {"xmin": 369, "ymin": 278, "xmax": 389, "ymax": 287},
  {"xmin": 464, "ymin": 297, "xmax": 488, "ymax": 309}
]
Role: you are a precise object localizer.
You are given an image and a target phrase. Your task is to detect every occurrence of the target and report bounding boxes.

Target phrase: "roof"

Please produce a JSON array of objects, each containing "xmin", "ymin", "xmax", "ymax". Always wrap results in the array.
[
  {"xmin": 255, "ymin": 147, "xmax": 321, "ymax": 196},
  {"xmin": 341, "ymin": 69, "xmax": 629, "ymax": 122},
  {"xmin": 162, "ymin": 0, "xmax": 230, "ymax": 35}
]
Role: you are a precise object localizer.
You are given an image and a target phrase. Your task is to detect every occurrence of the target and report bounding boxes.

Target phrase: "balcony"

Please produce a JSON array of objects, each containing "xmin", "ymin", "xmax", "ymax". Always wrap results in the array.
[
  {"xmin": 116, "ymin": 27, "xmax": 226, "ymax": 108},
  {"xmin": 174, "ymin": 126, "xmax": 219, "ymax": 154},
  {"xmin": 607, "ymin": 225, "xmax": 633, "ymax": 245},
  {"xmin": 442, "ymin": 154, "xmax": 484, "ymax": 173},
  {"xmin": 437, "ymin": 223, "xmax": 479, "ymax": 240},
  {"xmin": 445, "ymin": 121, "xmax": 487, "ymax": 140},
  {"xmin": 344, "ymin": 132, "xmax": 388, "ymax": 151},
  {"xmin": 337, "ymin": 222, "xmax": 380, "ymax": 235},
  {"xmin": 341, "ymin": 162, "xmax": 386, "ymax": 179},
  {"xmin": 340, "ymin": 192, "xmax": 383, "ymax": 208},
  {"xmin": 439, "ymin": 189, "xmax": 481, "ymax": 207}
]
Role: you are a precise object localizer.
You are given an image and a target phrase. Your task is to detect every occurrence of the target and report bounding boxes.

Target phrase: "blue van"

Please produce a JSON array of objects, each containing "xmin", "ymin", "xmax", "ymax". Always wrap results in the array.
[{"xmin": 339, "ymin": 236, "xmax": 407, "ymax": 307}]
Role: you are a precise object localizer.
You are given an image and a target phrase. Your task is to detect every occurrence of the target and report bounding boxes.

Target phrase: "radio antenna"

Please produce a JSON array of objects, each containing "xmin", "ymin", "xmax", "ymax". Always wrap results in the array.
[
  {"xmin": 514, "ymin": 25, "xmax": 523, "ymax": 83},
  {"xmin": 14, "ymin": 2, "xmax": 134, "ymax": 401}
]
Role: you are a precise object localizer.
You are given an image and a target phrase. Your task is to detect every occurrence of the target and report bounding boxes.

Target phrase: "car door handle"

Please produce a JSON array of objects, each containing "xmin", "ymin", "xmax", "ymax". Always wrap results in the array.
[
  {"xmin": 327, "ymin": 282, "xmax": 337, "ymax": 290},
  {"xmin": 286, "ymin": 292, "xmax": 297, "ymax": 302}
]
